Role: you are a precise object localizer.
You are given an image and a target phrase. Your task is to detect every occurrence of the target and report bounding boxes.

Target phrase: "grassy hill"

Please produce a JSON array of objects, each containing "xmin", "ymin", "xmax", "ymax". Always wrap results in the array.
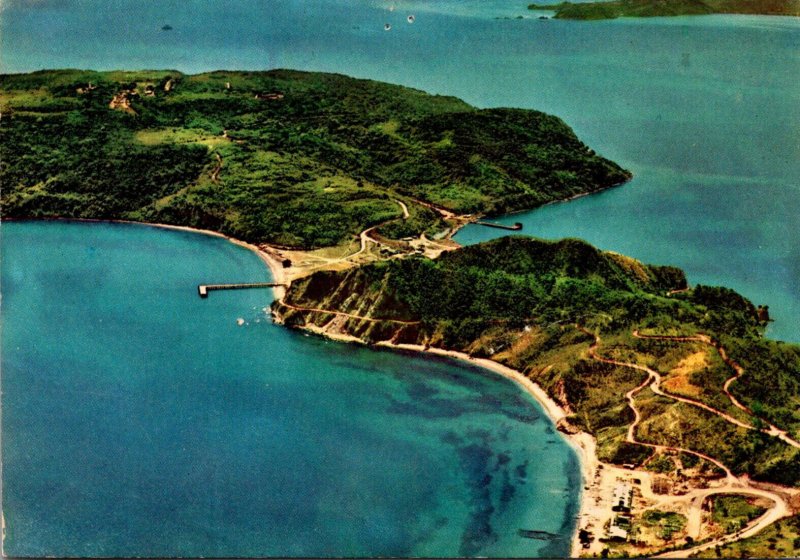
[
  {"xmin": 275, "ymin": 236, "xmax": 800, "ymax": 486},
  {"xmin": 0, "ymin": 69, "xmax": 629, "ymax": 248},
  {"xmin": 528, "ymin": 0, "xmax": 800, "ymax": 19},
  {"xmin": 694, "ymin": 513, "xmax": 800, "ymax": 557}
]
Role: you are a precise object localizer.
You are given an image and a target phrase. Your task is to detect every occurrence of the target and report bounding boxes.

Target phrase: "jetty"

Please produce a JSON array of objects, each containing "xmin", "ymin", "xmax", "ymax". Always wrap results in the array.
[
  {"xmin": 198, "ymin": 282, "xmax": 286, "ymax": 298},
  {"xmin": 475, "ymin": 221, "xmax": 523, "ymax": 231}
]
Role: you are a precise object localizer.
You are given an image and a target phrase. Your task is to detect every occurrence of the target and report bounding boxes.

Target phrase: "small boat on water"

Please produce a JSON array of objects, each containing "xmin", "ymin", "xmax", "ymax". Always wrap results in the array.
[
  {"xmin": 518, "ymin": 529, "xmax": 558, "ymax": 540},
  {"xmin": 161, "ymin": 24, "xmax": 173, "ymax": 31},
  {"xmin": 407, "ymin": 15, "xmax": 415, "ymax": 23},
  {"xmin": 384, "ymin": 23, "xmax": 392, "ymax": 31}
]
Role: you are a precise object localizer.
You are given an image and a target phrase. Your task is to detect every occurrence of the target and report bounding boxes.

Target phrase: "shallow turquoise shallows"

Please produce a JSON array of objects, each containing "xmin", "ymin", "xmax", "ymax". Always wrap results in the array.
[{"xmin": 1, "ymin": 221, "xmax": 580, "ymax": 557}]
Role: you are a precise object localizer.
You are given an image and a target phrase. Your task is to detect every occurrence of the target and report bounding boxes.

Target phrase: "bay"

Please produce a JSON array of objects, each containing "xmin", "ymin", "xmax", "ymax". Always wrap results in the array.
[
  {"xmin": 1, "ymin": 0, "xmax": 798, "ymax": 555},
  {"xmin": 1, "ymin": 0, "xmax": 796, "ymax": 339},
  {"xmin": 1, "ymin": 221, "xmax": 579, "ymax": 557}
]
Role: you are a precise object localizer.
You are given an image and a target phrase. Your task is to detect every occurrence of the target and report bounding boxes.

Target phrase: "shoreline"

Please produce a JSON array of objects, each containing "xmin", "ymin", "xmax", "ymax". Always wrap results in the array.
[
  {"xmin": 376, "ymin": 341, "xmax": 598, "ymax": 557},
  {"xmin": 284, "ymin": 321, "xmax": 598, "ymax": 557},
  {"xmin": 11, "ymin": 216, "xmax": 596, "ymax": 555},
  {"xmin": 3, "ymin": 217, "xmax": 289, "ymax": 299},
  {"xmin": 139, "ymin": 221, "xmax": 289, "ymax": 300}
]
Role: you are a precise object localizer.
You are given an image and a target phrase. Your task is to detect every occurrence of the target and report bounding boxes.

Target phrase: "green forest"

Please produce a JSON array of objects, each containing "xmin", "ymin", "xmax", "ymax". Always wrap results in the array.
[
  {"xmin": 277, "ymin": 236, "xmax": 800, "ymax": 486},
  {"xmin": 528, "ymin": 0, "xmax": 800, "ymax": 19},
  {"xmin": 0, "ymin": 69, "xmax": 629, "ymax": 248}
]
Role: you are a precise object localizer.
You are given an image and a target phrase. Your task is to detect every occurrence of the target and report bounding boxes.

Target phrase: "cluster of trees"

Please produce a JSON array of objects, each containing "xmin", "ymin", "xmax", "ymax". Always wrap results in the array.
[
  {"xmin": 0, "ymin": 82, "xmax": 209, "ymax": 219},
  {"xmin": 284, "ymin": 236, "xmax": 768, "ymax": 352},
  {"xmin": 528, "ymin": 0, "xmax": 800, "ymax": 20},
  {"xmin": 723, "ymin": 337, "xmax": 800, "ymax": 439},
  {"xmin": 2, "ymin": 69, "xmax": 629, "ymax": 248},
  {"xmin": 284, "ymin": 236, "xmax": 697, "ymax": 347},
  {"xmin": 280, "ymin": 235, "xmax": 800, "ymax": 485}
]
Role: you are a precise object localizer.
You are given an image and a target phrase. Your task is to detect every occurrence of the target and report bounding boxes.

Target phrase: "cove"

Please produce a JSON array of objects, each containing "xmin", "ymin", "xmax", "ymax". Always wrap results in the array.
[
  {"xmin": 2, "ymin": 1, "xmax": 797, "ymax": 342},
  {"xmin": 0, "ymin": 221, "xmax": 580, "ymax": 557}
]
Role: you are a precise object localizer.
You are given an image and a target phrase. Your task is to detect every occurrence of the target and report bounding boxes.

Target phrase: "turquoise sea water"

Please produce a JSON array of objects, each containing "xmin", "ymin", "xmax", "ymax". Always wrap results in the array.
[
  {"xmin": 1, "ymin": 1, "xmax": 798, "ymax": 556},
  {"xmin": 1, "ymin": 221, "xmax": 579, "ymax": 557},
  {"xmin": 1, "ymin": 0, "xmax": 797, "ymax": 340}
]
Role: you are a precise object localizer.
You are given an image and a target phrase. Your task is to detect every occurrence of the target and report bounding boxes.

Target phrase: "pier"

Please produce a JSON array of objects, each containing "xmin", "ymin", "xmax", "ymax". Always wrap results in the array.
[
  {"xmin": 198, "ymin": 282, "xmax": 286, "ymax": 298},
  {"xmin": 475, "ymin": 221, "xmax": 523, "ymax": 231}
]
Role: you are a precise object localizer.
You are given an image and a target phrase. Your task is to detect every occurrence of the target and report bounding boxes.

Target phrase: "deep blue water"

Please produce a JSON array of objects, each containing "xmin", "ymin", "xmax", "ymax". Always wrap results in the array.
[
  {"xmin": 1, "ymin": 0, "xmax": 796, "ymax": 340},
  {"xmin": 1, "ymin": 221, "xmax": 579, "ymax": 557}
]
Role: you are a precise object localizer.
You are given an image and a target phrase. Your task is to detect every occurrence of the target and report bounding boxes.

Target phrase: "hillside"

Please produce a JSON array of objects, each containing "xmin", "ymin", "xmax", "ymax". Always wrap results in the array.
[
  {"xmin": 0, "ymin": 70, "xmax": 629, "ymax": 249},
  {"xmin": 528, "ymin": 0, "xmax": 800, "ymax": 19},
  {"xmin": 274, "ymin": 236, "xmax": 800, "ymax": 489}
]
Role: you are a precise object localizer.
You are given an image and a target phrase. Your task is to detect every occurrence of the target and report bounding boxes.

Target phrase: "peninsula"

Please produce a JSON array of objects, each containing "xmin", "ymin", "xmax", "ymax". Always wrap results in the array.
[
  {"xmin": 273, "ymin": 236, "xmax": 800, "ymax": 557},
  {"xmin": 528, "ymin": 0, "xmax": 800, "ymax": 19},
  {"xmin": 0, "ymin": 69, "xmax": 628, "ymax": 249},
  {"xmin": 2, "ymin": 69, "xmax": 799, "ymax": 557}
]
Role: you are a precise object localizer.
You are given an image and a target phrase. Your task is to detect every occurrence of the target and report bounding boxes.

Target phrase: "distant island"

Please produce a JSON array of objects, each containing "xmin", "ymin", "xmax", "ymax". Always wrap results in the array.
[{"xmin": 528, "ymin": 0, "xmax": 800, "ymax": 19}]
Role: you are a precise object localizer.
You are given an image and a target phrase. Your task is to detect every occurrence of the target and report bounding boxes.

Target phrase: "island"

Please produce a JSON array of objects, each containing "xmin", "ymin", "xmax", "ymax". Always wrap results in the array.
[
  {"xmin": 2, "ymin": 69, "xmax": 799, "ymax": 557},
  {"xmin": 528, "ymin": 0, "xmax": 800, "ymax": 19}
]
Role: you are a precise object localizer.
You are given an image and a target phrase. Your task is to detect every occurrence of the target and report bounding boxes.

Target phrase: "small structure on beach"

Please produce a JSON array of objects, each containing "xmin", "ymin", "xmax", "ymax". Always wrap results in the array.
[
  {"xmin": 611, "ymin": 483, "xmax": 633, "ymax": 513},
  {"xmin": 607, "ymin": 518, "xmax": 629, "ymax": 541}
]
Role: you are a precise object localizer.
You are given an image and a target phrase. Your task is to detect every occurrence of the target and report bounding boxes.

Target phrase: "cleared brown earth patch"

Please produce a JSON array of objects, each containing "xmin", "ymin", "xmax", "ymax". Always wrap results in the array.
[{"xmin": 662, "ymin": 350, "xmax": 708, "ymax": 398}]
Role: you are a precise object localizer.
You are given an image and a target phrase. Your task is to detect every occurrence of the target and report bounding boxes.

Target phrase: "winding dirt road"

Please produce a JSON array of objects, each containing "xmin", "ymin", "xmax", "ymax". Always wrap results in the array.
[
  {"xmin": 633, "ymin": 331, "xmax": 800, "ymax": 449},
  {"xmin": 656, "ymin": 482, "xmax": 792, "ymax": 558},
  {"xmin": 279, "ymin": 301, "xmax": 420, "ymax": 325},
  {"xmin": 395, "ymin": 199, "xmax": 409, "ymax": 219},
  {"xmin": 577, "ymin": 325, "xmax": 797, "ymax": 557},
  {"xmin": 578, "ymin": 326, "xmax": 736, "ymax": 478}
]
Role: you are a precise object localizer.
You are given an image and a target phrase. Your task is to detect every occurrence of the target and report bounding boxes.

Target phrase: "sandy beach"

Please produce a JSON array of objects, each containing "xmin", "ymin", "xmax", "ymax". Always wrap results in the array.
[
  {"xmin": 140, "ymin": 221, "xmax": 289, "ymax": 300},
  {"xmin": 22, "ymin": 218, "xmax": 602, "ymax": 555},
  {"xmin": 270, "ymin": 310, "xmax": 602, "ymax": 557}
]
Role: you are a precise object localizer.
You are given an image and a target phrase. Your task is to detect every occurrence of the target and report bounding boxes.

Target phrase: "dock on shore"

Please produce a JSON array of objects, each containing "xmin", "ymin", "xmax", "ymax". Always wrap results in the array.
[
  {"xmin": 198, "ymin": 282, "xmax": 286, "ymax": 298},
  {"xmin": 475, "ymin": 221, "xmax": 523, "ymax": 231}
]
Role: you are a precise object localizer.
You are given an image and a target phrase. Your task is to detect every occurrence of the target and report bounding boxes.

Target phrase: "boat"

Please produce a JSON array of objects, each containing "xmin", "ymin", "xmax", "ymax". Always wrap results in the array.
[{"xmin": 518, "ymin": 529, "xmax": 558, "ymax": 540}]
